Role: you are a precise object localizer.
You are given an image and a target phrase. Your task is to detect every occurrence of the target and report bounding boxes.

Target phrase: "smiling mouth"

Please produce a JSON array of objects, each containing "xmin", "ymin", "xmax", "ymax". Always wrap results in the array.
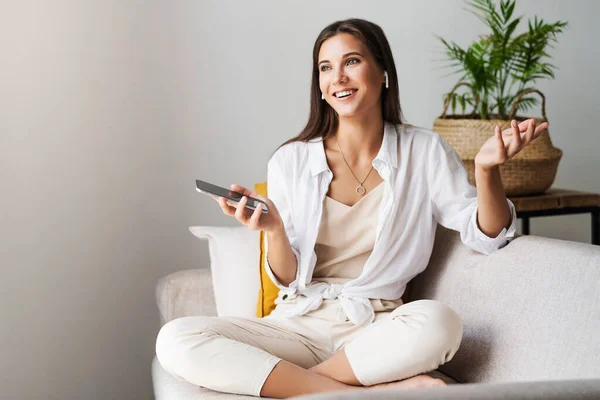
[{"xmin": 334, "ymin": 89, "xmax": 358, "ymax": 100}]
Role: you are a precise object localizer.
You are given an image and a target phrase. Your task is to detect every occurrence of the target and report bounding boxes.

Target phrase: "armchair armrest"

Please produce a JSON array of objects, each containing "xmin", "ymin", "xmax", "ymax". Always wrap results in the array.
[{"xmin": 155, "ymin": 268, "xmax": 217, "ymax": 325}]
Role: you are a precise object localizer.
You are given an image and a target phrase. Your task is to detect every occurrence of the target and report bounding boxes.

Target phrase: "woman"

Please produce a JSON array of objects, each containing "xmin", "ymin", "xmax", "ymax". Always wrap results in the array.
[{"xmin": 156, "ymin": 18, "xmax": 547, "ymax": 398}]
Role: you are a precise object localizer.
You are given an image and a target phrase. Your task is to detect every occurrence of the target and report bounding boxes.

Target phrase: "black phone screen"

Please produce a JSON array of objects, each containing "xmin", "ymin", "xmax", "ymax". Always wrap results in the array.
[
  {"xmin": 196, "ymin": 179, "xmax": 269, "ymax": 213},
  {"xmin": 196, "ymin": 180, "xmax": 244, "ymax": 200}
]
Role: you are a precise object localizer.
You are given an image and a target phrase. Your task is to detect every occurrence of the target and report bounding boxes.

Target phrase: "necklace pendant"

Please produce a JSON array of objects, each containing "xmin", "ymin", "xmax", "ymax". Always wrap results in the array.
[{"xmin": 356, "ymin": 184, "xmax": 366, "ymax": 196}]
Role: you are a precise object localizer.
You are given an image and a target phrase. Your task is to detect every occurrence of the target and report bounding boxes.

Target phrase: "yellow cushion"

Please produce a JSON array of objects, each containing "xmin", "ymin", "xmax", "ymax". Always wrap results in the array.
[{"xmin": 254, "ymin": 182, "xmax": 279, "ymax": 317}]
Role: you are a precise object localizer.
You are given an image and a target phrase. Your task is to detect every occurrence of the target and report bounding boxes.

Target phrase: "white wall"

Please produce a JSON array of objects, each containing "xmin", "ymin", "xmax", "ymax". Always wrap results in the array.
[{"xmin": 1, "ymin": 1, "xmax": 598, "ymax": 398}]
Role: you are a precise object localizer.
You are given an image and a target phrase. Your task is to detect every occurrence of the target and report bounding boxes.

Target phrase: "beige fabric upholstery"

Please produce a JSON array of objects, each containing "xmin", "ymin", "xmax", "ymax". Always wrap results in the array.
[
  {"xmin": 410, "ymin": 226, "xmax": 600, "ymax": 383},
  {"xmin": 153, "ymin": 224, "xmax": 600, "ymax": 399},
  {"xmin": 152, "ymin": 356, "xmax": 261, "ymax": 400},
  {"xmin": 294, "ymin": 378, "xmax": 600, "ymax": 400},
  {"xmin": 156, "ymin": 268, "xmax": 217, "ymax": 325}
]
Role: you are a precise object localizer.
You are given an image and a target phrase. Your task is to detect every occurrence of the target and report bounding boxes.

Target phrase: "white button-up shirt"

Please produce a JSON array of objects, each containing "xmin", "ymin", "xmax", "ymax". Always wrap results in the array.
[{"xmin": 264, "ymin": 121, "xmax": 517, "ymax": 326}]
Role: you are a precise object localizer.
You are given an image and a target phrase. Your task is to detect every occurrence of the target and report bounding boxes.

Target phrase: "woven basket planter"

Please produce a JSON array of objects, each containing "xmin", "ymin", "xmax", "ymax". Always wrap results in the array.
[{"xmin": 433, "ymin": 86, "xmax": 562, "ymax": 197}]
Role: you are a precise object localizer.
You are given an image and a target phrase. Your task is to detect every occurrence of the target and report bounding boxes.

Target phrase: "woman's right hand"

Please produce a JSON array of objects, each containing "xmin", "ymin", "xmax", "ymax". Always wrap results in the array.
[{"xmin": 211, "ymin": 183, "xmax": 284, "ymax": 233}]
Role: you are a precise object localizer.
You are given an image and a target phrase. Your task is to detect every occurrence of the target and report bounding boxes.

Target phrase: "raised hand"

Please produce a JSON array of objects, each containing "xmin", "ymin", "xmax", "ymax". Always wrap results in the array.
[
  {"xmin": 474, "ymin": 118, "xmax": 549, "ymax": 171},
  {"xmin": 211, "ymin": 184, "xmax": 284, "ymax": 233}
]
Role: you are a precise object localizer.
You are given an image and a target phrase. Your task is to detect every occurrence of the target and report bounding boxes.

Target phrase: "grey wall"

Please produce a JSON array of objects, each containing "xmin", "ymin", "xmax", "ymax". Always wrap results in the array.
[{"xmin": 1, "ymin": 1, "xmax": 598, "ymax": 399}]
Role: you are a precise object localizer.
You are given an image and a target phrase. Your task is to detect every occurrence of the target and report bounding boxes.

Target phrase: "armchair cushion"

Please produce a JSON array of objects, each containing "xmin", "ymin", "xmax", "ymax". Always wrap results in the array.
[
  {"xmin": 188, "ymin": 226, "xmax": 260, "ymax": 318},
  {"xmin": 255, "ymin": 182, "xmax": 280, "ymax": 317}
]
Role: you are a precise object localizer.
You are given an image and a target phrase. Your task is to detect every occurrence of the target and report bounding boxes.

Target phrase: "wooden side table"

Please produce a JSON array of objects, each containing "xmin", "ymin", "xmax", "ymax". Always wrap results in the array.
[{"xmin": 508, "ymin": 189, "xmax": 600, "ymax": 245}]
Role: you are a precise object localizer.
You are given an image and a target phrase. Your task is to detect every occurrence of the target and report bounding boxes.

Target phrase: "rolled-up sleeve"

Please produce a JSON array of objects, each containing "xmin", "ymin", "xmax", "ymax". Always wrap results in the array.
[
  {"xmin": 428, "ymin": 134, "xmax": 517, "ymax": 255},
  {"xmin": 264, "ymin": 151, "xmax": 301, "ymax": 292}
]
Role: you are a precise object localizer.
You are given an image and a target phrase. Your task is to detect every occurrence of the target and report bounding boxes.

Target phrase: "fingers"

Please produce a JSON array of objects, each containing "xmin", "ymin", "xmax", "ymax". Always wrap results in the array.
[
  {"xmin": 214, "ymin": 184, "xmax": 267, "ymax": 228},
  {"xmin": 508, "ymin": 119, "xmax": 522, "ymax": 157},
  {"xmin": 248, "ymin": 202, "xmax": 263, "ymax": 228},
  {"xmin": 216, "ymin": 196, "xmax": 236, "ymax": 216},
  {"xmin": 534, "ymin": 121, "xmax": 549, "ymax": 137},
  {"xmin": 494, "ymin": 119, "xmax": 548, "ymax": 164},
  {"xmin": 495, "ymin": 124, "xmax": 504, "ymax": 143},
  {"xmin": 233, "ymin": 195, "xmax": 263, "ymax": 226},
  {"xmin": 230, "ymin": 184, "xmax": 271, "ymax": 206},
  {"xmin": 216, "ymin": 195, "xmax": 258, "ymax": 224},
  {"xmin": 230, "ymin": 184, "xmax": 258, "ymax": 198},
  {"xmin": 502, "ymin": 118, "xmax": 529, "ymax": 137},
  {"xmin": 515, "ymin": 118, "xmax": 548, "ymax": 144},
  {"xmin": 495, "ymin": 125, "xmax": 507, "ymax": 162},
  {"xmin": 494, "ymin": 125, "xmax": 506, "ymax": 155},
  {"xmin": 234, "ymin": 196, "xmax": 250, "ymax": 222},
  {"xmin": 522, "ymin": 118, "xmax": 535, "ymax": 145},
  {"xmin": 514, "ymin": 119, "xmax": 547, "ymax": 137},
  {"xmin": 516, "ymin": 119, "xmax": 532, "ymax": 131}
]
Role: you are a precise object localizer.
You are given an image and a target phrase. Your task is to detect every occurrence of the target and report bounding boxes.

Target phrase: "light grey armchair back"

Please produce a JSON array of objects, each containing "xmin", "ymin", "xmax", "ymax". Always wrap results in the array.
[{"xmin": 410, "ymin": 226, "xmax": 600, "ymax": 384}]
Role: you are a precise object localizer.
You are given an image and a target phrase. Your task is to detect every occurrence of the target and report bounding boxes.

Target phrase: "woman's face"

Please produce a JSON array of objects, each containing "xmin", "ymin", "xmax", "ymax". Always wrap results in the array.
[{"xmin": 318, "ymin": 33, "xmax": 385, "ymax": 119}]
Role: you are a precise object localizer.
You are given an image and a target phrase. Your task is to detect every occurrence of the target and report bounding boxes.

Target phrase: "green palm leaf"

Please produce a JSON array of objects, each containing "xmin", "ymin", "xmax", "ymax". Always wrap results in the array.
[{"xmin": 438, "ymin": 0, "xmax": 567, "ymax": 120}]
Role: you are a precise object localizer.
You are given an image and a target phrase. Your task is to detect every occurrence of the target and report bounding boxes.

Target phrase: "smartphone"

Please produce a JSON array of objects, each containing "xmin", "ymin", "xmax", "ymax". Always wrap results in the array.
[{"xmin": 196, "ymin": 179, "xmax": 269, "ymax": 214}]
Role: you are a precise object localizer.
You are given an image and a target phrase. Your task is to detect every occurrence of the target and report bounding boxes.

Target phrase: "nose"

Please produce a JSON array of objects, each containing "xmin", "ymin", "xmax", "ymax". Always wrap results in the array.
[{"xmin": 333, "ymin": 67, "xmax": 347, "ymax": 86}]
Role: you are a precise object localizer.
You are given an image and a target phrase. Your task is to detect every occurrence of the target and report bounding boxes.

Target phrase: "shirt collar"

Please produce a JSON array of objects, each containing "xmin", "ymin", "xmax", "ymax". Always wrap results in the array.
[{"xmin": 307, "ymin": 121, "xmax": 399, "ymax": 177}]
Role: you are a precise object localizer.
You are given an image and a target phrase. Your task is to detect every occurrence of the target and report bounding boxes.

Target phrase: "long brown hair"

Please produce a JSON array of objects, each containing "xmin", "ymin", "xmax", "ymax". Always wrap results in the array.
[{"xmin": 276, "ymin": 18, "xmax": 404, "ymax": 152}]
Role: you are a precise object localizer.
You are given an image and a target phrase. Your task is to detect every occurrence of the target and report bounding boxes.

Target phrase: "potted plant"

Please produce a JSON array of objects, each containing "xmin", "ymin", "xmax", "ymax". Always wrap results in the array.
[{"xmin": 433, "ymin": 0, "xmax": 568, "ymax": 196}]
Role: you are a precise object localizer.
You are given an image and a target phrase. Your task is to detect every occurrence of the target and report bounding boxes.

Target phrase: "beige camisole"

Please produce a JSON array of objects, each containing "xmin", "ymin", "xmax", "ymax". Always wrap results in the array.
[{"xmin": 312, "ymin": 182, "xmax": 403, "ymax": 312}]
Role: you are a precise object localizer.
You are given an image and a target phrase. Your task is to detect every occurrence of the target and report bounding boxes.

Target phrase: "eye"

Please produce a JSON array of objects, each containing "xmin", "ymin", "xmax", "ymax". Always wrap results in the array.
[{"xmin": 319, "ymin": 58, "xmax": 360, "ymax": 72}]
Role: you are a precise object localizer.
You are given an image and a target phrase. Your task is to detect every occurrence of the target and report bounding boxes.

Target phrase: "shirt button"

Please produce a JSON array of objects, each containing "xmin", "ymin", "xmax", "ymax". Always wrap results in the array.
[{"xmin": 282, "ymin": 294, "xmax": 288, "ymax": 300}]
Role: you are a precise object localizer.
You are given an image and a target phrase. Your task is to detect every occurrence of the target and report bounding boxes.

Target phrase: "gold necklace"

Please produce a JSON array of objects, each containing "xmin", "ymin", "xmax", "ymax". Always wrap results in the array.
[{"xmin": 334, "ymin": 138, "xmax": 374, "ymax": 196}]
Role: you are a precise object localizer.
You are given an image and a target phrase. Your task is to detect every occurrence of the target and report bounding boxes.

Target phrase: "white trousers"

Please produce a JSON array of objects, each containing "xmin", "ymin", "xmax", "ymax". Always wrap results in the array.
[{"xmin": 155, "ymin": 299, "xmax": 463, "ymax": 397}]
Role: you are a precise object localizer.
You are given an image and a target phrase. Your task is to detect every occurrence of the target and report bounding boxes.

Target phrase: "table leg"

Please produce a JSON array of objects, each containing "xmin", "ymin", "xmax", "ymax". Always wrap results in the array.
[
  {"xmin": 592, "ymin": 208, "xmax": 599, "ymax": 246},
  {"xmin": 522, "ymin": 217, "xmax": 530, "ymax": 235}
]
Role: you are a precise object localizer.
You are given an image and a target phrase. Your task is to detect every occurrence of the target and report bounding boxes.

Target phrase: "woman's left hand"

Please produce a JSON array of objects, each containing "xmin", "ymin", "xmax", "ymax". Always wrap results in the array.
[{"xmin": 474, "ymin": 118, "xmax": 549, "ymax": 171}]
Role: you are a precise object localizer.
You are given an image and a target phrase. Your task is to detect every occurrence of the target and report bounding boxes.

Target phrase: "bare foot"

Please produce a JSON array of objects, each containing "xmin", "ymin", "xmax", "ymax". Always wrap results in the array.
[{"xmin": 370, "ymin": 374, "xmax": 446, "ymax": 390}]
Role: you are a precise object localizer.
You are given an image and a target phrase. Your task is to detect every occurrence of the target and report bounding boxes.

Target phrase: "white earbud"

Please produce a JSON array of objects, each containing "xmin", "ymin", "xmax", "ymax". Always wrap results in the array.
[
  {"xmin": 384, "ymin": 71, "xmax": 389, "ymax": 89},
  {"xmin": 321, "ymin": 92, "xmax": 325, "ymax": 100}
]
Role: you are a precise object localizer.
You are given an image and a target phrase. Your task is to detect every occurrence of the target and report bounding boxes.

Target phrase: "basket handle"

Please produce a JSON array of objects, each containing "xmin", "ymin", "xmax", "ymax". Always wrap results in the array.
[
  {"xmin": 508, "ymin": 88, "xmax": 548, "ymax": 121},
  {"xmin": 440, "ymin": 81, "xmax": 480, "ymax": 118}
]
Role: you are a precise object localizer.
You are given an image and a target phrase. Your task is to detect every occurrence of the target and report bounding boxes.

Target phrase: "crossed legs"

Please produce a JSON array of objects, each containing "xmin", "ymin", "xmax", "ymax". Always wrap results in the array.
[{"xmin": 156, "ymin": 300, "xmax": 462, "ymax": 398}]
